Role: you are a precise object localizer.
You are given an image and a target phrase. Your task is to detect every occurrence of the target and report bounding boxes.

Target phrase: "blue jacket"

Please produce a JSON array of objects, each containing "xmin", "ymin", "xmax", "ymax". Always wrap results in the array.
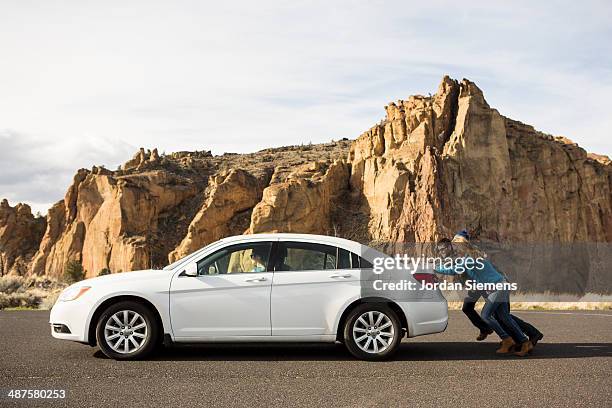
[{"xmin": 435, "ymin": 258, "xmax": 505, "ymax": 284}]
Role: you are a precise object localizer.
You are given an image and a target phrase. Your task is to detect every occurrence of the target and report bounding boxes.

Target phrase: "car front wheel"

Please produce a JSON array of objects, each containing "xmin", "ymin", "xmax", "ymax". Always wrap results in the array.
[
  {"xmin": 343, "ymin": 304, "xmax": 402, "ymax": 360},
  {"xmin": 95, "ymin": 301, "xmax": 159, "ymax": 360}
]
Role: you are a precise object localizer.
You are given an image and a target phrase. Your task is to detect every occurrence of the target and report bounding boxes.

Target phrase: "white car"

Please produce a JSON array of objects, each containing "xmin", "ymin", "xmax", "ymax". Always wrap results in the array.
[{"xmin": 50, "ymin": 234, "xmax": 448, "ymax": 360}]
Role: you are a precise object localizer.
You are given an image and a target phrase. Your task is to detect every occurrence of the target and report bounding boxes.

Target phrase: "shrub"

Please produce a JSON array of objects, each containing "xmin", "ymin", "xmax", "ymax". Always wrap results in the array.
[
  {"xmin": 64, "ymin": 261, "xmax": 85, "ymax": 283},
  {"xmin": 39, "ymin": 289, "xmax": 63, "ymax": 310},
  {"xmin": 0, "ymin": 276, "xmax": 66, "ymax": 310},
  {"xmin": 0, "ymin": 275, "xmax": 25, "ymax": 294},
  {"xmin": 0, "ymin": 290, "xmax": 44, "ymax": 309},
  {"xmin": 98, "ymin": 268, "xmax": 111, "ymax": 277}
]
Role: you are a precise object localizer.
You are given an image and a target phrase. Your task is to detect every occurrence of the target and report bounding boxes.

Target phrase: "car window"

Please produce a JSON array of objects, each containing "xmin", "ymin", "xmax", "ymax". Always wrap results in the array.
[
  {"xmin": 360, "ymin": 257, "xmax": 373, "ymax": 269},
  {"xmin": 275, "ymin": 242, "xmax": 337, "ymax": 271},
  {"xmin": 350, "ymin": 251, "xmax": 373, "ymax": 269},
  {"xmin": 338, "ymin": 248, "xmax": 352, "ymax": 269},
  {"xmin": 196, "ymin": 242, "xmax": 272, "ymax": 275}
]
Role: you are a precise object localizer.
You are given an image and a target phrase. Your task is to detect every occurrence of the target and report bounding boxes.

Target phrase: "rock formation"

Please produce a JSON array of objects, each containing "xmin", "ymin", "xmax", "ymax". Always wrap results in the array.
[
  {"xmin": 30, "ymin": 169, "xmax": 200, "ymax": 278},
  {"xmin": 347, "ymin": 76, "xmax": 611, "ymax": 293},
  {"xmin": 0, "ymin": 200, "xmax": 46, "ymax": 275},
  {"xmin": 169, "ymin": 169, "xmax": 267, "ymax": 262},
  {"xmin": 249, "ymin": 160, "xmax": 349, "ymax": 235},
  {"xmin": 18, "ymin": 141, "xmax": 350, "ymax": 278},
  {"xmin": 122, "ymin": 148, "xmax": 161, "ymax": 171},
  {"xmin": 346, "ymin": 77, "xmax": 611, "ymax": 245}
]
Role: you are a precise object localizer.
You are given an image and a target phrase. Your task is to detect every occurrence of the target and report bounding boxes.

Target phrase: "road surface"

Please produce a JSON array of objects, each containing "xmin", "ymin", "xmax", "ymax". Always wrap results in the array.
[{"xmin": 0, "ymin": 310, "xmax": 610, "ymax": 407}]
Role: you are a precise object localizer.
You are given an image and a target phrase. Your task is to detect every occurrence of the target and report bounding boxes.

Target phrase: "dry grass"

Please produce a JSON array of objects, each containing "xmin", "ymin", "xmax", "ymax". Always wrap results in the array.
[
  {"xmin": 446, "ymin": 292, "xmax": 612, "ymax": 310},
  {"xmin": 38, "ymin": 289, "xmax": 64, "ymax": 310},
  {"xmin": 0, "ymin": 275, "xmax": 25, "ymax": 293},
  {"xmin": 0, "ymin": 275, "xmax": 66, "ymax": 310}
]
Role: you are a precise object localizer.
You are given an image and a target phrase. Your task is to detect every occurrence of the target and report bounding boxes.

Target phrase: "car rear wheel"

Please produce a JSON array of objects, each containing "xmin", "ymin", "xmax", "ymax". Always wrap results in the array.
[
  {"xmin": 343, "ymin": 304, "xmax": 402, "ymax": 360},
  {"xmin": 95, "ymin": 301, "xmax": 159, "ymax": 360}
]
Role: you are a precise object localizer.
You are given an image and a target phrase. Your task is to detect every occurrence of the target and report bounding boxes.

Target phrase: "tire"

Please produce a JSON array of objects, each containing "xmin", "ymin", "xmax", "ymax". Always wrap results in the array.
[
  {"xmin": 95, "ymin": 301, "xmax": 159, "ymax": 360},
  {"xmin": 343, "ymin": 303, "xmax": 402, "ymax": 361}
]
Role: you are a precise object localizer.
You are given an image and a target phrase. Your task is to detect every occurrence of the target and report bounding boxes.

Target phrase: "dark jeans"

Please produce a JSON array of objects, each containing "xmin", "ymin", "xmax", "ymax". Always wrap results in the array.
[
  {"xmin": 504, "ymin": 313, "xmax": 540, "ymax": 342},
  {"xmin": 462, "ymin": 290, "xmax": 541, "ymax": 342},
  {"xmin": 481, "ymin": 290, "xmax": 528, "ymax": 342},
  {"xmin": 462, "ymin": 291, "xmax": 490, "ymax": 332}
]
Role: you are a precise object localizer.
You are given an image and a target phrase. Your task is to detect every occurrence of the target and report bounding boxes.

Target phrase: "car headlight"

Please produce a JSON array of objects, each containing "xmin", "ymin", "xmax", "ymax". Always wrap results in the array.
[{"xmin": 58, "ymin": 286, "xmax": 91, "ymax": 302}]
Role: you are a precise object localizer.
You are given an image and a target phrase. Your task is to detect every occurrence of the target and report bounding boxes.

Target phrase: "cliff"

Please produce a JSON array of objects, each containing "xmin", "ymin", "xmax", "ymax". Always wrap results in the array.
[
  {"xmin": 1, "ymin": 76, "xmax": 610, "ymax": 293},
  {"xmin": 18, "ymin": 142, "xmax": 351, "ymax": 278},
  {"xmin": 0, "ymin": 200, "xmax": 46, "ymax": 275},
  {"xmin": 348, "ymin": 77, "xmax": 611, "ymax": 243}
]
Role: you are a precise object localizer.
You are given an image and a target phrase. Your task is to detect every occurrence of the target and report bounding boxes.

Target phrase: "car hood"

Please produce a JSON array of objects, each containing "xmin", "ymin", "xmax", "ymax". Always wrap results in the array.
[{"xmin": 76, "ymin": 269, "xmax": 171, "ymax": 286}]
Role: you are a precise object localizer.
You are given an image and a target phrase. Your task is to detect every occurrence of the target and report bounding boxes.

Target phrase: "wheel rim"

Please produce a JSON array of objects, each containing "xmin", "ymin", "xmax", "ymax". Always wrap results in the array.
[
  {"xmin": 352, "ymin": 311, "xmax": 395, "ymax": 354},
  {"xmin": 104, "ymin": 310, "xmax": 148, "ymax": 354}
]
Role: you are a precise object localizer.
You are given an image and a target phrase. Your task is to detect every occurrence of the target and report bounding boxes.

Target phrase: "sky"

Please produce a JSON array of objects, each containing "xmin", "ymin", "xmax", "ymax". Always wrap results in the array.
[{"xmin": 1, "ymin": 0, "xmax": 611, "ymax": 214}]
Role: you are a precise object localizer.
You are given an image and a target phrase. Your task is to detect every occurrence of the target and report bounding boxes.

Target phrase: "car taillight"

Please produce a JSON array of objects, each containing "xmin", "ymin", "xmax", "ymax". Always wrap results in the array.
[{"xmin": 412, "ymin": 273, "xmax": 437, "ymax": 285}]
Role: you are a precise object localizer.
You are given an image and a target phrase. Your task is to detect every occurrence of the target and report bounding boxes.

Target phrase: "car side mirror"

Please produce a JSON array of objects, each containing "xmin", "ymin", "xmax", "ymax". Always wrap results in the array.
[{"xmin": 183, "ymin": 263, "xmax": 198, "ymax": 277}]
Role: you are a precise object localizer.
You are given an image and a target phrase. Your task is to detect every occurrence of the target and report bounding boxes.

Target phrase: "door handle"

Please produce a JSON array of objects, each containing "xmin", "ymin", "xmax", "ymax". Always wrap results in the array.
[
  {"xmin": 329, "ymin": 273, "xmax": 352, "ymax": 279},
  {"xmin": 245, "ymin": 276, "xmax": 267, "ymax": 282}
]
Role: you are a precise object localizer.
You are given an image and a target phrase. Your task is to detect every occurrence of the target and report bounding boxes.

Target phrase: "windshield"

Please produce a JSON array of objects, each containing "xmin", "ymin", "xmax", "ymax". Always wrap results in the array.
[{"xmin": 163, "ymin": 241, "xmax": 222, "ymax": 271}]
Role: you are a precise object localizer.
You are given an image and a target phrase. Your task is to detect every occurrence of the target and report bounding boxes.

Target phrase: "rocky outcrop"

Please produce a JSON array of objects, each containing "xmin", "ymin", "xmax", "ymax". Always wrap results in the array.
[
  {"xmin": 249, "ymin": 160, "xmax": 350, "ymax": 234},
  {"xmin": 347, "ymin": 76, "xmax": 611, "ymax": 246},
  {"xmin": 122, "ymin": 148, "xmax": 161, "ymax": 171},
  {"xmin": 0, "ymin": 200, "xmax": 46, "ymax": 275},
  {"xmin": 30, "ymin": 169, "xmax": 199, "ymax": 278},
  {"xmin": 169, "ymin": 169, "xmax": 267, "ymax": 262},
  {"xmin": 348, "ymin": 76, "xmax": 462, "ymax": 243},
  {"xmin": 347, "ymin": 76, "xmax": 611, "ymax": 293},
  {"xmin": 10, "ymin": 141, "xmax": 350, "ymax": 277}
]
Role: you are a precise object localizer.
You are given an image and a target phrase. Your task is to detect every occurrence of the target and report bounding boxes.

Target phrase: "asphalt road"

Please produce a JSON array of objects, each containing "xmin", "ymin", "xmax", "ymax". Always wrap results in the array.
[{"xmin": 0, "ymin": 310, "xmax": 610, "ymax": 408}]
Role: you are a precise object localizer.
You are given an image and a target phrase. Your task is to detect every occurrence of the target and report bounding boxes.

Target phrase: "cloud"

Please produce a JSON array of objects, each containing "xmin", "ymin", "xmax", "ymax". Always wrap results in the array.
[
  {"xmin": 0, "ymin": 0, "xmax": 610, "ymax": 211},
  {"xmin": 0, "ymin": 130, "xmax": 135, "ymax": 214}
]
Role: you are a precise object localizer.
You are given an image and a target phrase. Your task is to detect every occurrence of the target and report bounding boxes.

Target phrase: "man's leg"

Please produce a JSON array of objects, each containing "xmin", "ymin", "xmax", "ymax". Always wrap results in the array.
[
  {"xmin": 510, "ymin": 314, "xmax": 544, "ymax": 344},
  {"xmin": 462, "ymin": 290, "xmax": 491, "ymax": 335},
  {"xmin": 491, "ymin": 292, "xmax": 528, "ymax": 344},
  {"xmin": 480, "ymin": 292, "xmax": 509, "ymax": 340},
  {"xmin": 482, "ymin": 291, "xmax": 529, "ymax": 354},
  {"xmin": 494, "ymin": 299, "xmax": 533, "ymax": 357},
  {"xmin": 498, "ymin": 301, "xmax": 544, "ymax": 344},
  {"xmin": 495, "ymin": 307, "xmax": 519, "ymax": 343}
]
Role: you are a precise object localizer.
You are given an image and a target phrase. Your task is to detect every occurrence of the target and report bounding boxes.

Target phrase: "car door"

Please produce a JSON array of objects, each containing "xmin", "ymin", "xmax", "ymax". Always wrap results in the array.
[
  {"xmin": 170, "ymin": 240, "xmax": 274, "ymax": 339},
  {"xmin": 270, "ymin": 241, "xmax": 361, "ymax": 336}
]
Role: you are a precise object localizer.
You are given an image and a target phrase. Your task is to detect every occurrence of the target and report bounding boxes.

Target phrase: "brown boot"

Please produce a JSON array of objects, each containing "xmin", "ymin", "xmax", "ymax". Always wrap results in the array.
[
  {"xmin": 514, "ymin": 341, "xmax": 534, "ymax": 357},
  {"xmin": 496, "ymin": 337, "xmax": 516, "ymax": 354},
  {"xmin": 477, "ymin": 329, "xmax": 494, "ymax": 341}
]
